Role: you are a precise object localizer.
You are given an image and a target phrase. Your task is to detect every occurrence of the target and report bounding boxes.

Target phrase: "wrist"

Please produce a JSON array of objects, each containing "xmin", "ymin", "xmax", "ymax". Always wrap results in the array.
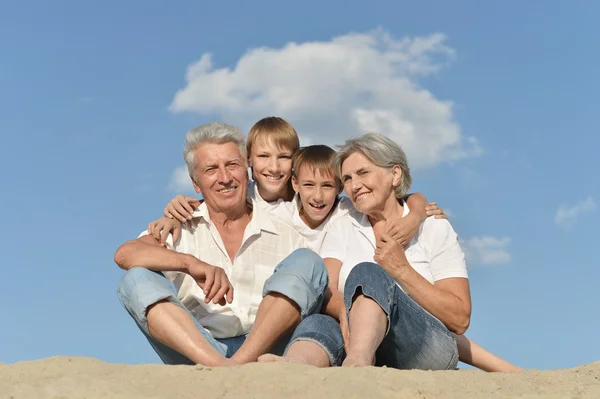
[{"xmin": 180, "ymin": 254, "xmax": 195, "ymax": 274}]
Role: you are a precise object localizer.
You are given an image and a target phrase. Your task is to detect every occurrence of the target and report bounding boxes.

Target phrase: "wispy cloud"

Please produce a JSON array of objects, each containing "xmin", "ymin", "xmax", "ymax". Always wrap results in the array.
[
  {"xmin": 554, "ymin": 197, "xmax": 596, "ymax": 230},
  {"xmin": 168, "ymin": 165, "xmax": 197, "ymax": 194},
  {"xmin": 462, "ymin": 236, "xmax": 511, "ymax": 267}
]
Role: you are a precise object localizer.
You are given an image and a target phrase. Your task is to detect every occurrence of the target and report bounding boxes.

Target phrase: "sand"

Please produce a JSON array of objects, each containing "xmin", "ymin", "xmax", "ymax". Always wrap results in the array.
[{"xmin": 1, "ymin": 357, "xmax": 599, "ymax": 398}]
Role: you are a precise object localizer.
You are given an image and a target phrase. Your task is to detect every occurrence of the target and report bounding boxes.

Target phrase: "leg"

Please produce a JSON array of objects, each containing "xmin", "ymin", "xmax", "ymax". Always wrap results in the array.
[
  {"xmin": 455, "ymin": 334, "xmax": 524, "ymax": 372},
  {"xmin": 342, "ymin": 291, "xmax": 387, "ymax": 367},
  {"xmin": 343, "ymin": 262, "xmax": 458, "ymax": 370},
  {"xmin": 117, "ymin": 268, "xmax": 234, "ymax": 366},
  {"xmin": 231, "ymin": 248, "xmax": 328, "ymax": 364},
  {"xmin": 259, "ymin": 314, "xmax": 345, "ymax": 367}
]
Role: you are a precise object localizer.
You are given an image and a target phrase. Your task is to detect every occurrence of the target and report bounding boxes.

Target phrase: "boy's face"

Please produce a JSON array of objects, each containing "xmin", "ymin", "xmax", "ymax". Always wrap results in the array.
[
  {"xmin": 249, "ymin": 138, "xmax": 293, "ymax": 201},
  {"xmin": 292, "ymin": 165, "xmax": 341, "ymax": 229}
]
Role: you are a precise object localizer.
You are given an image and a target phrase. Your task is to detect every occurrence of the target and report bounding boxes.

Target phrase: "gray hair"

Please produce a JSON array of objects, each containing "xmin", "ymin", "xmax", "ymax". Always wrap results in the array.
[
  {"xmin": 333, "ymin": 132, "xmax": 412, "ymax": 199},
  {"xmin": 183, "ymin": 122, "xmax": 247, "ymax": 181}
]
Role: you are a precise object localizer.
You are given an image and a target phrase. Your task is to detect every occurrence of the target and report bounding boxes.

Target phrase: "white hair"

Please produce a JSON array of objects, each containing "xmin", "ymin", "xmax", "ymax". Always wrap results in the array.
[
  {"xmin": 333, "ymin": 132, "xmax": 412, "ymax": 199},
  {"xmin": 183, "ymin": 122, "xmax": 247, "ymax": 181}
]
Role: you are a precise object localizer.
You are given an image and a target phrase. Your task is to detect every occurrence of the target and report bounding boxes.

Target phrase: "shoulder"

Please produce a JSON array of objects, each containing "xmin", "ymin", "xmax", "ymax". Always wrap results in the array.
[{"xmin": 417, "ymin": 217, "xmax": 461, "ymax": 254}]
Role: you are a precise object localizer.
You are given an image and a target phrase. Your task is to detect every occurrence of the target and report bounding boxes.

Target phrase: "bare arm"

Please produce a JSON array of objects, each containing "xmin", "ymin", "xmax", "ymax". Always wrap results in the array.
[
  {"xmin": 114, "ymin": 234, "xmax": 192, "ymax": 272},
  {"xmin": 374, "ymin": 233, "xmax": 471, "ymax": 334},
  {"xmin": 393, "ymin": 266, "xmax": 471, "ymax": 334},
  {"xmin": 405, "ymin": 192, "xmax": 428, "ymax": 221}
]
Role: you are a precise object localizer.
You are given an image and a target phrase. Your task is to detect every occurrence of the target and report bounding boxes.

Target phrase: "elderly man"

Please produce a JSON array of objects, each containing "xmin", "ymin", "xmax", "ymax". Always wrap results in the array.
[{"xmin": 114, "ymin": 122, "xmax": 328, "ymax": 366}]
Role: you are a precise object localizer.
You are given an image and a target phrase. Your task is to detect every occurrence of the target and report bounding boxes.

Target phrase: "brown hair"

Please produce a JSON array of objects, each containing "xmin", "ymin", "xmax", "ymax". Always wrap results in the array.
[
  {"xmin": 246, "ymin": 117, "xmax": 300, "ymax": 157},
  {"xmin": 292, "ymin": 145, "xmax": 337, "ymax": 180}
]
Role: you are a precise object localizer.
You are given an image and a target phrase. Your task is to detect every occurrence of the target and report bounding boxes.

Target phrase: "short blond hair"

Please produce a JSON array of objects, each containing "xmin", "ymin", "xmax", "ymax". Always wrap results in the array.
[{"xmin": 246, "ymin": 117, "xmax": 300, "ymax": 157}]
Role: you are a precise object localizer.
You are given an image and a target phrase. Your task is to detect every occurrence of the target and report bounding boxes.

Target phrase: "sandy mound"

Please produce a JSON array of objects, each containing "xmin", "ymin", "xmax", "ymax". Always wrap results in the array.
[{"xmin": 1, "ymin": 357, "xmax": 599, "ymax": 398}]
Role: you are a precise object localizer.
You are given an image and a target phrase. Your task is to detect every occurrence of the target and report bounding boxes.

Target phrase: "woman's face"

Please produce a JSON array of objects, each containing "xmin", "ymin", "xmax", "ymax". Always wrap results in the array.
[{"xmin": 340, "ymin": 151, "xmax": 400, "ymax": 215}]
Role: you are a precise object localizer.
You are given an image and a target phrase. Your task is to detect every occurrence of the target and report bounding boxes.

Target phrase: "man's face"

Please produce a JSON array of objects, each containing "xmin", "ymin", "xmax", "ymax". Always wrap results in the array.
[{"xmin": 192, "ymin": 142, "xmax": 249, "ymax": 214}]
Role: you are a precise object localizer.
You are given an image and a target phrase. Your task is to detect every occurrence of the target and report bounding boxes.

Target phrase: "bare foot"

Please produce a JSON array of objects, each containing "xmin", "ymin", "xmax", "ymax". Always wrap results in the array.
[
  {"xmin": 342, "ymin": 354, "xmax": 375, "ymax": 367},
  {"xmin": 258, "ymin": 354, "xmax": 310, "ymax": 364},
  {"xmin": 258, "ymin": 354, "xmax": 288, "ymax": 363}
]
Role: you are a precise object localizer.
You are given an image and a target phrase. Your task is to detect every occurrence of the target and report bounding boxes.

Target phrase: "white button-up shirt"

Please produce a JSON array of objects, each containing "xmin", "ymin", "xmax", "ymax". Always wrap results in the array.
[
  {"xmin": 142, "ymin": 200, "xmax": 306, "ymax": 339},
  {"xmin": 319, "ymin": 201, "xmax": 468, "ymax": 294}
]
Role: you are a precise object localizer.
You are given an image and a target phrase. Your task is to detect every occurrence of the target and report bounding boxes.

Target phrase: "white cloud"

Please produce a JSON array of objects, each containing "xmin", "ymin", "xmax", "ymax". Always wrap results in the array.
[
  {"xmin": 554, "ymin": 197, "xmax": 596, "ymax": 230},
  {"xmin": 168, "ymin": 29, "xmax": 482, "ymax": 172},
  {"xmin": 168, "ymin": 165, "xmax": 197, "ymax": 194},
  {"xmin": 462, "ymin": 236, "xmax": 511, "ymax": 267}
]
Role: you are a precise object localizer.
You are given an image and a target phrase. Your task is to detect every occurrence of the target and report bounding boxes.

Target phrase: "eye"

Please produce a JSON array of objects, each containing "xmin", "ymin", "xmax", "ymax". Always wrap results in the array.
[
  {"xmin": 258, "ymin": 155, "xmax": 269, "ymax": 158},
  {"xmin": 279, "ymin": 155, "xmax": 292, "ymax": 159},
  {"xmin": 303, "ymin": 183, "xmax": 314, "ymax": 187},
  {"xmin": 358, "ymin": 170, "xmax": 369, "ymax": 176},
  {"xmin": 227, "ymin": 163, "xmax": 240, "ymax": 170}
]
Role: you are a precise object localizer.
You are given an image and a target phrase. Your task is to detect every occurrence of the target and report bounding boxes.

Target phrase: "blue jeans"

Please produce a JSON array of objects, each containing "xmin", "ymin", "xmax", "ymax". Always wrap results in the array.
[
  {"xmin": 117, "ymin": 248, "xmax": 328, "ymax": 364},
  {"xmin": 294, "ymin": 262, "xmax": 459, "ymax": 369}
]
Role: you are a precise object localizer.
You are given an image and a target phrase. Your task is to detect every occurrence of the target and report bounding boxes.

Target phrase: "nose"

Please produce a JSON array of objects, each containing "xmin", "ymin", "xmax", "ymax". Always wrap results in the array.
[
  {"xmin": 216, "ymin": 165, "xmax": 232, "ymax": 184},
  {"xmin": 314, "ymin": 186, "xmax": 324, "ymax": 202},
  {"xmin": 350, "ymin": 177, "xmax": 362, "ymax": 193},
  {"xmin": 267, "ymin": 157, "xmax": 280, "ymax": 174}
]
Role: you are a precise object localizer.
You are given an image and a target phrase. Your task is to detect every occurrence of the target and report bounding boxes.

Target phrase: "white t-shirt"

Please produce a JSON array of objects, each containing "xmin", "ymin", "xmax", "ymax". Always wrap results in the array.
[
  {"xmin": 246, "ymin": 180, "xmax": 354, "ymax": 253},
  {"xmin": 140, "ymin": 200, "xmax": 306, "ymax": 339},
  {"xmin": 319, "ymin": 202, "xmax": 468, "ymax": 294}
]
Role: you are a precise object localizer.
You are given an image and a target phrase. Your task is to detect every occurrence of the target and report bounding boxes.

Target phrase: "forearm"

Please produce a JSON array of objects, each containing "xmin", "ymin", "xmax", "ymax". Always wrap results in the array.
[
  {"xmin": 114, "ymin": 240, "xmax": 190, "ymax": 272},
  {"xmin": 405, "ymin": 192, "xmax": 428, "ymax": 221},
  {"xmin": 389, "ymin": 265, "xmax": 470, "ymax": 334}
]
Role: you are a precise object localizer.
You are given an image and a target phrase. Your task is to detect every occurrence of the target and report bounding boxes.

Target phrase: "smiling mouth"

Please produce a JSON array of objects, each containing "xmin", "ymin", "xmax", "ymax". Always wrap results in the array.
[
  {"xmin": 264, "ymin": 174, "xmax": 284, "ymax": 182},
  {"xmin": 355, "ymin": 192, "xmax": 370, "ymax": 201},
  {"xmin": 217, "ymin": 186, "xmax": 237, "ymax": 193},
  {"xmin": 308, "ymin": 202, "xmax": 327, "ymax": 212}
]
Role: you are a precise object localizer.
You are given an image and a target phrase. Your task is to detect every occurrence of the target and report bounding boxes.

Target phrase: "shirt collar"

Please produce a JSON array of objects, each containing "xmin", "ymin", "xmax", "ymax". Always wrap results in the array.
[{"xmin": 190, "ymin": 199, "xmax": 280, "ymax": 235}]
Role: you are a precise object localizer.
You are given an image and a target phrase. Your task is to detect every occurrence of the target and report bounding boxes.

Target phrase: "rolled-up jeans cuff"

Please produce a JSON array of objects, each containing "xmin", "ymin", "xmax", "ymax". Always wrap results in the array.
[
  {"xmin": 263, "ymin": 271, "xmax": 320, "ymax": 319},
  {"xmin": 285, "ymin": 336, "xmax": 340, "ymax": 366},
  {"xmin": 286, "ymin": 314, "xmax": 345, "ymax": 366}
]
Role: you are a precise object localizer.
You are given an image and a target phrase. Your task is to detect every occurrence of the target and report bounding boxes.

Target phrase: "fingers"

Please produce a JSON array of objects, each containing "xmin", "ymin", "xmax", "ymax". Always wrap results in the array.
[
  {"xmin": 202, "ymin": 268, "xmax": 215, "ymax": 298},
  {"xmin": 206, "ymin": 274, "xmax": 222, "ymax": 304},
  {"xmin": 164, "ymin": 195, "xmax": 196, "ymax": 223},
  {"xmin": 173, "ymin": 226, "xmax": 182, "ymax": 245},
  {"xmin": 213, "ymin": 273, "xmax": 231, "ymax": 305},
  {"xmin": 160, "ymin": 225, "xmax": 171, "ymax": 246}
]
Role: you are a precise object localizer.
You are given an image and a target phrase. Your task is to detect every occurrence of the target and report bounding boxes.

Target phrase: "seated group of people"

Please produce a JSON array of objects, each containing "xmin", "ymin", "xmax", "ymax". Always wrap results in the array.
[{"xmin": 114, "ymin": 117, "xmax": 523, "ymax": 372}]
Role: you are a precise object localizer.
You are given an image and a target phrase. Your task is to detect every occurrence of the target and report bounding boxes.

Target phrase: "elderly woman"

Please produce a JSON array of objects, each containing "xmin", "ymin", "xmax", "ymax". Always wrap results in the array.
[{"xmin": 261, "ymin": 132, "xmax": 471, "ymax": 370}]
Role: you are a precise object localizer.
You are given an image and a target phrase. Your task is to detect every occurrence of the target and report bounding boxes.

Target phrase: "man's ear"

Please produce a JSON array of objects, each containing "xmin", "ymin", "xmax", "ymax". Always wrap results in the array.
[
  {"xmin": 291, "ymin": 175, "xmax": 299, "ymax": 193},
  {"xmin": 391, "ymin": 165, "xmax": 402, "ymax": 188},
  {"xmin": 192, "ymin": 176, "xmax": 202, "ymax": 194}
]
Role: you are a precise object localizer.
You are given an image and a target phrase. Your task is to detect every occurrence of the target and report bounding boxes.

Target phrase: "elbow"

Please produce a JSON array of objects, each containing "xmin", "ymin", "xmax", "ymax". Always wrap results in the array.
[{"xmin": 450, "ymin": 311, "xmax": 471, "ymax": 335}]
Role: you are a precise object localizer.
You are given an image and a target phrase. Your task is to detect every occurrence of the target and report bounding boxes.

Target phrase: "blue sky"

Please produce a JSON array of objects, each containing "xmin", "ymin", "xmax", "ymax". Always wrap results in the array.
[{"xmin": 1, "ymin": 0, "xmax": 598, "ymax": 369}]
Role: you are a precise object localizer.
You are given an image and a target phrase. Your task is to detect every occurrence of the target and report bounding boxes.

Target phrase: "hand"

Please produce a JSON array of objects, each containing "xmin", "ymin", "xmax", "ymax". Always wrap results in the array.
[
  {"xmin": 374, "ymin": 233, "xmax": 410, "ymax": 274},
  {"xmin": 338, "ymin": 306, "xmax": 350, "ymax": 354},
  {"xmin": 185, "ymin": 257, "xmax": 234, "ymax": 306},
  {"xmin": 425, "ymin": 202, "xmax": 447, "ymax": 219},
  {"xmin": 148, "ymin": 217, "xmax": 182, "ymax": 246},
  {"xmin": 164, "ymin": 195, "xmax": 202, "ymax": 223},
  {"xmin": 384, "ymin": 212, "xmax": 420, "ymax": 246}
]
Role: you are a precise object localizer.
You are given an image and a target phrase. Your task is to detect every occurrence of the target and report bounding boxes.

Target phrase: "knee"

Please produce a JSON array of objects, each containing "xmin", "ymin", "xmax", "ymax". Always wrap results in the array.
[
  {"xmin": 345, "ymin": 262, "xmax": 388, "ymax": 286},
  {"xmin": 278, "ymin": 248, "xmax": 328, "ymax": 292},
  {"xmin": 117, "ymin": 268, "xmax": 169, "ymax": 312}
]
